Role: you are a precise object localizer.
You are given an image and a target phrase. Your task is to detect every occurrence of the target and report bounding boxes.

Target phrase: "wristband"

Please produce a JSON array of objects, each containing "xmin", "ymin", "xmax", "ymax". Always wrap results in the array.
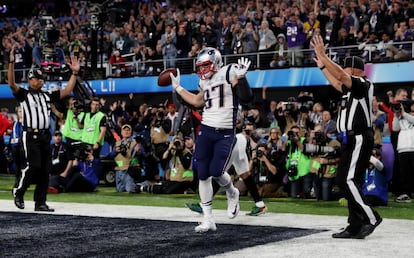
[
  {"xmin": 72, "ymin": 72, "xmax": 78, "ymax": 76},
  {"xmin": 9, "ymin": 60, "xmax": 15, "ymax": 63},
  {"xmin": 175, "ymin": 86, "xmax": 184, "ymax": 94},
  {"xmin": 319, "ymin": 65, "xmax": 326, "ymax": 71},
  {"xmin": 96, "ymin": 142, "xmax": 101, "ymax": 146}
]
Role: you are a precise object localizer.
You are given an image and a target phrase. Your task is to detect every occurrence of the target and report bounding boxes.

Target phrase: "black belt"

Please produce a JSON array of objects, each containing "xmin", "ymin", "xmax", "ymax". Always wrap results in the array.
[
  {"xmin": 347, "ymin": 128, "xmax": 372, "ymax": 136},
  {"xmin": 25, "ymin": 128, "xmax": 49, "ymax": 134}
]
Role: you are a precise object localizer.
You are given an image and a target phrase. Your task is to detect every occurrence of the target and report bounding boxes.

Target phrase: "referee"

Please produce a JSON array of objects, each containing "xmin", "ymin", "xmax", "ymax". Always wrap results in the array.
[
  {"xmin": 311, "ymin": 35, "xmax": 382, "ymax": 239},
  {"xmin": 8, "ymin": 44, "xmax": 80, "ymax": 212}
]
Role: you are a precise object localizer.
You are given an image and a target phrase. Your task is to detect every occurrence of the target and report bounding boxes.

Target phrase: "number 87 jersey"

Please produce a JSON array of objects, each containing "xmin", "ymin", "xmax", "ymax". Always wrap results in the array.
[{"xmin": 198, "ymin": 63, "xmax": 240, "ymax": 130}]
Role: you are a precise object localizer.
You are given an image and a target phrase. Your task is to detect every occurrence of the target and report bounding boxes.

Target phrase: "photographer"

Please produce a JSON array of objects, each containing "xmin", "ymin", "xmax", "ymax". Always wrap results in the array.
[
  {"xmin": 392, "ymin": 101, "xmax": 414, "ymax": 203},
  {"xmin": 249, "ymin": 142, "xmax": 278, "ymax": 198},
  {"xmin": 379, "ymin": 88, "xmax": 408, "ymax": 194},
  {"xmin": 64, "ymin": 146, "xmax": 100, "ymax": 193},
  {"xmin": 109, "ymin": 124, "xmax": 144, "ymax": 193},
  {"xmin": 141, "ymin": 135, "xmax": 193, "ymax": 194},
  {"xmin": 275, "ymin": 98, "xmax": 299, "ymax": 134},
  {"xmin": 281, "ymin": 125, "xmax": 312, "ymax": 198},
  {"xmin": 306, "ymin": 124, "xmax": 341, "ymax": 201},
  {"xmin": 150, "ymin": 107, "xmax": 172, "ymax": 181}
]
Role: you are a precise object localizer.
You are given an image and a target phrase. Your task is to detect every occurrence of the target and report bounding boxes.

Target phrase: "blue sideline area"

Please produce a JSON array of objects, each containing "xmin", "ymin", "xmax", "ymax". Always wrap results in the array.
[{"xmin": 1, "ymin": 62, "xmax": 414, "ymax": 99}]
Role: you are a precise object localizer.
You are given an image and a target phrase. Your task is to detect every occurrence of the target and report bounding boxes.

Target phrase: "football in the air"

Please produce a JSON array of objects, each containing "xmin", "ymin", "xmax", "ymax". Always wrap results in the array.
[{"xmin": 157, "ymin": 68, "xmax": 177, "ymax": 87}]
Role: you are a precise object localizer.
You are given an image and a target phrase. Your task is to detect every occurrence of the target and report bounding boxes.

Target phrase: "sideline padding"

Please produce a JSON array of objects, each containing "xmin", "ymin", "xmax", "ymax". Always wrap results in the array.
[{"xmin": 0, "ymin": 212, "xmax": 323, "ymax": 257}]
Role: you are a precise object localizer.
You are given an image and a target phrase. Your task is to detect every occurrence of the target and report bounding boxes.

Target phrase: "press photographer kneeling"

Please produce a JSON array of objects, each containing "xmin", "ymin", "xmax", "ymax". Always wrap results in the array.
[
  {"xmin": 141, "ymin": 135, "xmax": 194, "ymax": 194},
  {"xmin": 249, "ymin": 142, "xmax": 278, "ymax": 197},
  {"xmin": 305, "ymin": 124, "xmax": 341, "ymax": 201},
  {"xmin": 109, "ymin": 124, "xmax": 145, "ymax": 193},
  {"xmin": 49, "ymin": 142, "xmax": 100, "ymax": 193}
]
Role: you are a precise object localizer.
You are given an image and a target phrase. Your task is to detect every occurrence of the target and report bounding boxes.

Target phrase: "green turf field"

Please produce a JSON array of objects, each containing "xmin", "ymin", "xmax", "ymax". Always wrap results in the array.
[{"xmin": 1, "ymin": 174, "xmax": 413, "ymax": 220}]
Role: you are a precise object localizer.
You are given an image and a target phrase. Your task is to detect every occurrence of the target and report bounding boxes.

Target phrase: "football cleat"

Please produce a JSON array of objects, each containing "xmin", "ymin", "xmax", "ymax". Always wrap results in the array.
[
  {"xmin": 186, "ymin": 203, "xmax": 203, "ymax": 214},
  {"xmin": 227, "ymin": 188, "xmax": 240, "ymax": 219},
  {"xmin": 195, "ymin": 217, "xmax": 217, "ymax": 233},
  {"xmin": 246, "ymin": 205, "xmax": 268, "ymax": 216}
]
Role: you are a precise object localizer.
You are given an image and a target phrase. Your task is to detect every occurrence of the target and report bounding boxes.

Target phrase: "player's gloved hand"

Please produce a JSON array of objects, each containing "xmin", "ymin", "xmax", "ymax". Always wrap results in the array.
[
  {"xmin": 234, "ymin": 57, "xmax": 251, "ymax": 78},
  {"xmin": 170, "ymin": 68, "xmax": 181, "ymax": 91}
]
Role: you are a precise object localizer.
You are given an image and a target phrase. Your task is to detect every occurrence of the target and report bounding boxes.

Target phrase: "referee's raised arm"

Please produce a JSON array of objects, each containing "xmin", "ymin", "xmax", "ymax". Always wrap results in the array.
[
  {"xmin": 60, "ymin": 55, "xmax": 81, "ymax": 99},
  {"xmin": 7, "ymin": 43, "xmax": 20, "ymax": 94}
]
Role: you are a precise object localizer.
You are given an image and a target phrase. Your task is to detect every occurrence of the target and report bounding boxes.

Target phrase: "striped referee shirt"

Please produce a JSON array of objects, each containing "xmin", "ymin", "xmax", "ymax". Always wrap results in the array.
[
  {"xmin": 13, "ymin": 88, "xmax": 60, "ymax": 130},
  {"xmin": 336, "ymin": 76, "xmax": 373, "ymax": 133}
]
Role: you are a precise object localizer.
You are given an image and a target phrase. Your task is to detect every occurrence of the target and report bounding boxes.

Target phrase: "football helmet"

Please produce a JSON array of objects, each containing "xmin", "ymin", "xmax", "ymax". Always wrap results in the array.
[{"xmin": 195, "ymin": 47, "xmax": 223, "ymax": 80}]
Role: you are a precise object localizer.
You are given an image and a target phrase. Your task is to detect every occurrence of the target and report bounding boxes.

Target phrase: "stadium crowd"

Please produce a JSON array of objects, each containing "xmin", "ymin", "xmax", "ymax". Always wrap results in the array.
[
  {"xmin": 1, "ymin": 0, "xmax": 414, "ymax": 207},
  {"xmin": 0, "ymin": 0, "xmax": 414, "ymax": 79}
]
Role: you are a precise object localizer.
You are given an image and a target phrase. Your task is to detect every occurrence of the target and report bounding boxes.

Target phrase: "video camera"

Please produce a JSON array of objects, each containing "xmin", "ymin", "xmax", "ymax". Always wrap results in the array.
[
  {"xmin": 70, "ymin": 141, "xmax": 92, "ymax": 161},
  {"xmin": 391, "ymin": 99, "xmax": 413, "ymax": 113}
]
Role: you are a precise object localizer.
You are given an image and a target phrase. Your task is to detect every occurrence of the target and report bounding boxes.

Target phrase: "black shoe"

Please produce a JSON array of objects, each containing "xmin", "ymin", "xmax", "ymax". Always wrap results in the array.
[
  {"xmin": 332, "ymin": 229, "xmax": 355, "ymax": 239},
  {"xmin": 14, "ymin": 195, "xmax": 25, "ymax": 209},
  {"xmin": 353, "ymin": 217, "xmax": 382, "ymax": 239},
  {"xmin": 35, "ymin": 204, "xmax": 55, "ymax": 212}
]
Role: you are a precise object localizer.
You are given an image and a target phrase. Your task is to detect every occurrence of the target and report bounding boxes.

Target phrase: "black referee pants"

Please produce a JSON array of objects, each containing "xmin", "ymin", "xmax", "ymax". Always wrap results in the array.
[
  {"xmin": 15, "ymin": 131, "xmax": 51, "ymax": 206},
  {"xmin": 336, "ymin": 129, "xmax": 381, "ymax": 233}
]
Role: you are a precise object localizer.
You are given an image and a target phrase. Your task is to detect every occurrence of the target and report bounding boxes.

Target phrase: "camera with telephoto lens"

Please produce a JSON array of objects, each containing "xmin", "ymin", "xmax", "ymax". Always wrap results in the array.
[{"xmin": 288, "ymin": 160, "xmax": 298, "ymax": 178}]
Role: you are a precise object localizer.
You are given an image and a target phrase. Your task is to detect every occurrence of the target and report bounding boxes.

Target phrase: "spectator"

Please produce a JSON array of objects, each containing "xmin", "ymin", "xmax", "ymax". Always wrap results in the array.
[
  {"xmin": 365, "ymin": 0, "xmax": 389, "ymax": 36},
  {"xmin": 269, "ymin": 33, "xmax": 289, "ymax": 68},
  {"xmin": 363, "ymin": 148, "xmax": 388, "ymax": 206},
  {"xmin": 195, "ymin": 23, "xmax": 217, "ymax": 48},
  {"xmin": 358, "ymin": 31, "xmax": 379, "ymax": 62},
  {"xmin": 109, "ymin": 50, "xmax": 126, "ymax": 77},
  {"xmin": 317, "ymin": 5, "xmax": 342, "ymax": 46},
  {"xmin": 341, "ymin": 5, "xmax": 356, "ymax": 34},
  {"xmin": 303, "ymin": 11, "xmax": 321, "ymax": 48},
  {"xmin": 216, "ymin": 16, "xmax": 233, "ymax": 55},
  {"xmin": 258, "ymin": 20, "xmax": 277, "ymax": 68},
  {"xmin": 335, "ymin": 27, "xmax": 357, "ymax": 64},
  {"xmin": 231, "ymin": 22, "xmax": 244, "ymax": 55},
  {"xmin": 160, "ymin": 23, "xmax": 177, "ymax": 68},
  {"xmin": 114, "ymin": 28, "xmax": 133, "ymax": 56},
  {"xmin": 241, "ymin": 21, "xmax": 259, "ymax": 67},
  {"xmin": 310, "ymin": 102, "xmax": 324, "ymax": 125},
  {"xmin": 321, "ymin": 110, "xmax": 337, "ymax": 138},
  {"xmin": 387, "ymin": 20, "xmax": 411, "ymax": 61},
  {"xmin": 285, "ymin": 12, "xmax": 306, "ymax": 66},
  {"xmin": 374, "ymin": 32, "xmax": 393, "ymax": 61}
]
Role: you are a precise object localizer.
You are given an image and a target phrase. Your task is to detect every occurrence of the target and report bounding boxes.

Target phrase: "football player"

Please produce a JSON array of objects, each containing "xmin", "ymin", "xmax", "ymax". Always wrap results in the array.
[{"xmin": 170, "ymin": 47, "xmax": 253, "ymax": 232}]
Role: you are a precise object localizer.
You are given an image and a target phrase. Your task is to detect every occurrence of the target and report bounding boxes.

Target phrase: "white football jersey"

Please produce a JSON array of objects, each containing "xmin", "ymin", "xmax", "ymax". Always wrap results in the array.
[{"xmin": 198, "ymin": 64, "xmax": 239, "ymax": 129}]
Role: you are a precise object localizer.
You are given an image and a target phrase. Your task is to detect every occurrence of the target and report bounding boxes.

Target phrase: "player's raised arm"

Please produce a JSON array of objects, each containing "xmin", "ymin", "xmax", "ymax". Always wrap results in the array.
[
  {"xmin": 170, "ymin": 68, "xmax": 205, "ymax": 108},
  {"xmin": 231, "ymin": 57, "xmax": 253, "ymax": 104}
]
